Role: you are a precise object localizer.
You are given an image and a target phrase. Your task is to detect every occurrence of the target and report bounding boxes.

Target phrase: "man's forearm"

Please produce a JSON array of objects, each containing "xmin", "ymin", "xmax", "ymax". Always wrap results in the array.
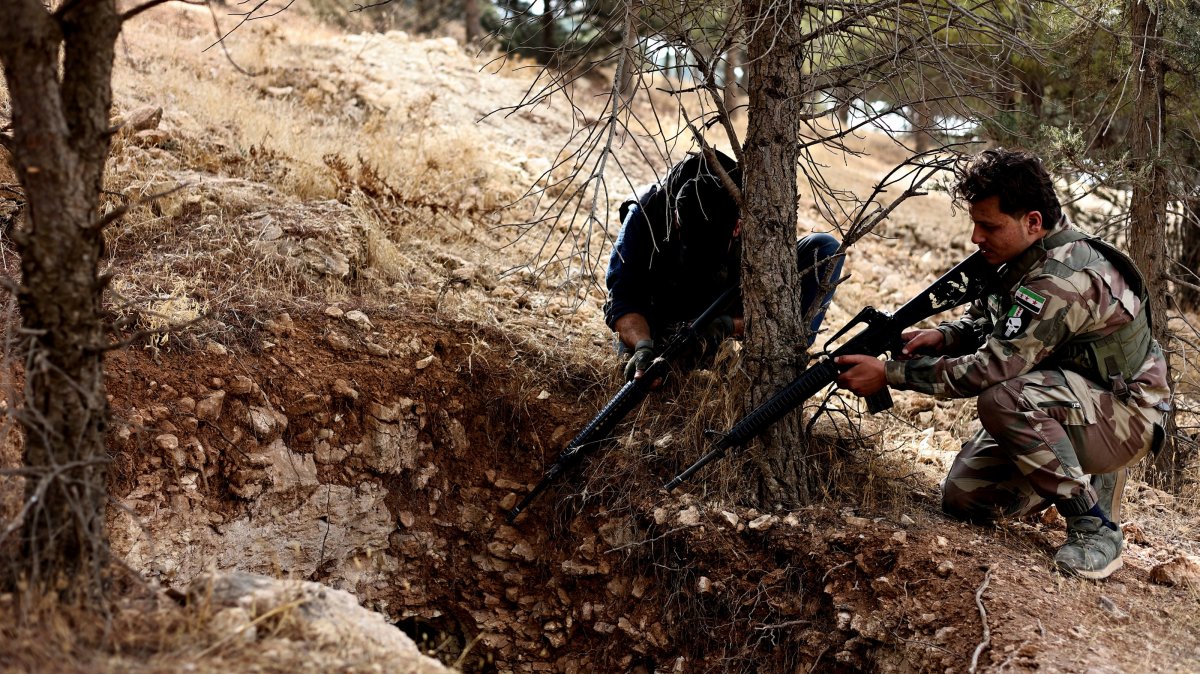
[{"xmin": 614, "ymin": 313, "xmax": 653, "ymax": 350}]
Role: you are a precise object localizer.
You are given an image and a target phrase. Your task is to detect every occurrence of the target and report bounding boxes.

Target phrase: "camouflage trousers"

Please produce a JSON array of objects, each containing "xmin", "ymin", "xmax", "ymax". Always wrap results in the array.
[{"xmin": 942, "ymin": 369, "xmax": 1163, "ymax": 523}]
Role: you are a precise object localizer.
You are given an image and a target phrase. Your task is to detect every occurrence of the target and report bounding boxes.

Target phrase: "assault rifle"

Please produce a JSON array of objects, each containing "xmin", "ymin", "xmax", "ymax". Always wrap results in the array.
[
  {"xmin": 505, "ymin": 285, "xmax": 741, "ymax": 522},
  {"xmin": 664, "ymin": 251, "xmax": 996, "ymax": 491}
]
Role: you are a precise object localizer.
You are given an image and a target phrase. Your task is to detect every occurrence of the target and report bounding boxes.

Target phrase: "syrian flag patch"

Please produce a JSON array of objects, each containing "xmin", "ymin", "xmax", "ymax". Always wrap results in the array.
[
  {"xmin": 1014, "ymin": 286, "xmax": 1047, "ymax": 315},
  {"xmin": 1003, "ymin": 305, "xmax": 1028, "ymax": 338}
]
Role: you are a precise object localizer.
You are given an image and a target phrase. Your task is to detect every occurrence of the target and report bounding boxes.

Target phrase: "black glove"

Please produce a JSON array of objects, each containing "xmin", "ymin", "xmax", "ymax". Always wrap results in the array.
[
  {"xmin": 700, "ymin": 315, "xmax": 736, "ymax": 350},
  {"xmin": 623, "ymin": 339, "xmax": 656, "ymax": 381}
]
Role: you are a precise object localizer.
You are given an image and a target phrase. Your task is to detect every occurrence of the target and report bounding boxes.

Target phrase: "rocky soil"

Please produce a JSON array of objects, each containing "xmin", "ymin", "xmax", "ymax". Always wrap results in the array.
[{"xmin": 1, "ymin": 4, "xmax": 1199, "ymax": 674}]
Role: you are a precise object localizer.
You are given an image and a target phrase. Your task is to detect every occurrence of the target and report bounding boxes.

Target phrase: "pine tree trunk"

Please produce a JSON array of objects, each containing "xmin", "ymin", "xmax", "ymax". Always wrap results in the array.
[
  {"xmin": 0, "ymin": 0, "xmax": 120, "ymax": 594},
  {"xmin": 741, "ymin": 0, "xmax": 819, "ymax": 507},
  {"xmin": 539, "ymin": 0, "xmax": 556, "ymax": 65},
  {"xmin": 1125, "ymin": 0, "xmax": 1185, "ymax": 489},
  {"xmin": 464, "ymin": 0, "xmax": 481, "ymax": 45}
]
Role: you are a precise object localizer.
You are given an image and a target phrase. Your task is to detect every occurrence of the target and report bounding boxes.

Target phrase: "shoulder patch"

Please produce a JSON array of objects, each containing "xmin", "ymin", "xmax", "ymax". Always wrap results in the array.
[
  {"xmin": 1013, "ymin": 286, "xmax": 1046, "ymax": 315},
  {"xmin": 1002, "ymin": 305, "xmax": 1029, "ymax": 338}
]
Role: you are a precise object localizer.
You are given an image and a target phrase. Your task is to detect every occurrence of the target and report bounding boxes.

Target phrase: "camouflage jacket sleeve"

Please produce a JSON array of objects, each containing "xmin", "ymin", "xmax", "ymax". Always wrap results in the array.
[{"xmin": 884, "ymin": 269, "xmax": 1102, "ymax": 398}]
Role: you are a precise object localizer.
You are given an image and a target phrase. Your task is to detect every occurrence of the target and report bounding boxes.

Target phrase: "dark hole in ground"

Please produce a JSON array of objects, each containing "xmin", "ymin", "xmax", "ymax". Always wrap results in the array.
[{"xmin": 395, "ymin": 615, "xmax": 498, "ymax": 673}]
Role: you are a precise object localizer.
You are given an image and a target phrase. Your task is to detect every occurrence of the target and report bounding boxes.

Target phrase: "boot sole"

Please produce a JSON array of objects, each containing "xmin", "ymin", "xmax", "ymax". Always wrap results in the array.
[{"xmin": 1055, "ymin": 555, "xmax": 1123, "ymax": 580}]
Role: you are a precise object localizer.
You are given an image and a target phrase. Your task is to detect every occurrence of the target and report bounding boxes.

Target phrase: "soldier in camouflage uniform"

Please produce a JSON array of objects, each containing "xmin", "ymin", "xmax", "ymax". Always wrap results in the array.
[{"xmin": 837, "ymin": 149, "xmax": 1169, "ymax": 580}]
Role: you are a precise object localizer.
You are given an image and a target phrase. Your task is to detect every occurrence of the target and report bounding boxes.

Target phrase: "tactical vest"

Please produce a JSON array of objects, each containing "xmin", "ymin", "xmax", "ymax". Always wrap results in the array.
[{"xmin": 998, "ymin": 228, "xmax": 1153, "ymax": 397}]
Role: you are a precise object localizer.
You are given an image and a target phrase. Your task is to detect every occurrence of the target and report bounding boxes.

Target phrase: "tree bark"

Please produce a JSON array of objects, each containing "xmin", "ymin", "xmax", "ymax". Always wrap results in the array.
[
  {"xmin": 1125, "ymin": 0, "xmax": 1184, "ymax": 488},
  {"xmin": 741, "ymin": 0, "xmax": 819, "ymax": 507},
  {"xmin": 0, "ymin": 0, "xmax": 120, "ymax": 593},
  {"xmin": 539, "ymin": 0, "xmax": 556, "ymax": 65}
]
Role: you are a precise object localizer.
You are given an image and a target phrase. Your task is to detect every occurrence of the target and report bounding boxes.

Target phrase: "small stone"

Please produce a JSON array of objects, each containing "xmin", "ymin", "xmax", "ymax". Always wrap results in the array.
[
  {"xmin": 891, "ymin": 531, "xmax": 907, "ymax": 544},
  {"xmin": 264, "ymin": 312, "xmax": 294, "ymax": 336},
  {"xmin": 227, "ymin": 376, "xmax": 255, "ymax": 396},
  {"xmin": 900, "ymin": 514, "xmax": 915, "ymax": 526},
  {"xmin": 364, "ymin": 342, "xmax": 390, "ymax": 357},
  {"xmin": 205, "ymin": 340, "xmax": 228, "ymax": 356},
  {"xmin": 511, "ymin": 542, "xmax": 536, "ymax": 562},
  {"xmin": 1098, "ymin": 595, "xmax": 1131, "ymax": 622},
  {"xmin": 720, "ymin": 511, "xmax": 739, "ymax": 527},
  {"xmin": 1149, "ymin": 556, "xmax": 1200, "ymax": 587},
  {"xmin": 196, "ymin": 391, "xmax": 226, "ymax": 421},
  {"xmin": 696, "ymin": 576, "xmax": 712, "ymax": 594},
  {"xmin": 247, "ymin": 406, "xmax": 276, "ymax": 438},
  {"xmin": 292, "ymin": 393, "xmax": 323, "ymax": 415},
  {"xmin": 258, "ymin": 221, "xmax": 283, "ymax": 242},
  {"xmin": 936, "ymin": 561, "xmax": 954, "ymax": 577},
  {"xmin": 536, "ymin": 390, "xmax": 551, "ymax": 400},
  {"xmin": 561, "ymin": 560, "xmax": 600, "ymax": 576},
  {"xmin": 120, "ymin": 105, "xmax": 162, "ymax": 132},
  {"xmin": 155, "ymin": 434, "xmax": 179, "ymax": 450},
  {"xmin": 325, "ymin": 331, "xmax": 354, "ymax": 352},
  {"xmin": 676, "ymin": 506, "xmax": 701, "ymax": 527},
  {"xmin": 415, "ymin": 355, "xmax": 437, "ymax": 370},
  {"xmin": 1040, "ymin": 505, "xmax": 1063, "ymax": 527},
  {"xmin": 343, "ymin": 310, "xmax": 373, "ymax": 330},
  {"xmin": 935, "ymin": 536, "xmax": 949, "ymax": 547},
  {"xmin": 845, "ymin": 516, "xmax": 872, "ymax": 528},
  {"xmin": 265, "ymin": 85, "xmax": 294, "ymax": 97},
  {"xmin": 324, "ymin": 306, "xmax": 345, "ymax": 318},
  {"xmin": 1123, "ymin": 521, "xmax": 1148, "ymax": 545},
  {"xmin": 332, "ymin": 379, "xmax": 359, "ymax": 401},
  {"xmin": 748, "ymin": 514, "xmax": 774, "ymax": 530},
  {"xmin": 652, "ymin": 507, "xmax": 669, "ymax": 525},
  {"xmin": 175, "ymin": 397, "xmax": 196, "ymax": 415}
]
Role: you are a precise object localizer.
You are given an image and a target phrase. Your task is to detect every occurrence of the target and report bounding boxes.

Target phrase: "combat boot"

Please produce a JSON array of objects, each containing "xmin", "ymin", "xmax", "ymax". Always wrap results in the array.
[{"xmin": 1054, "ymin": 515, "xmax": 1124, "ymax": 580}]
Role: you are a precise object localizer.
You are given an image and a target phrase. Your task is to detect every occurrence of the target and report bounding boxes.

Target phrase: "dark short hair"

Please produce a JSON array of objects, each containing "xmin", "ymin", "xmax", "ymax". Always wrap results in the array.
[{"xmin": 954, "ymin": 149, "xmax": 1062, "ymax": 229}]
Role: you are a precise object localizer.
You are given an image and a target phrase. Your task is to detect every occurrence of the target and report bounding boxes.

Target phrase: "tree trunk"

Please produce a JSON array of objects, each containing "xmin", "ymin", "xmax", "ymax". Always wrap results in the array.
[
  {"xmin": 0, "ymin": 0, "xmax": 119, "ymax": 594},
  {"xmin": 1125, "ymin": 0, "xmax": 1185, "ymax": 489},
  {"xmin": 911, "ymin": 100, "xmax": 933, "ymax": 153},
  {"xmin": 1176, "ymin": 196, "xmax": 1200, "ymax": 310},
  {"xmin": 539, "ymin": 0, "xmax": 556, "ymax": 65},
  {"xmin": 741, "ymin": 0, "xmax": 819, "ymax": 507},
  {"xmin": 463, "ymin": 0, "xmax": 481, "ymax": 45}
]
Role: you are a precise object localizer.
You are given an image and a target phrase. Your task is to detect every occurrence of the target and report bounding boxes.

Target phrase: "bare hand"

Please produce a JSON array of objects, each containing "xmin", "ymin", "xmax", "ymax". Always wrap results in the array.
[
  {"xmin": 834, "ymin": 354, "xmax": 887, "ymax": 397},
  {"xmin": 897, "ymin": 328, "xmax": 945, "ymax": 360}
]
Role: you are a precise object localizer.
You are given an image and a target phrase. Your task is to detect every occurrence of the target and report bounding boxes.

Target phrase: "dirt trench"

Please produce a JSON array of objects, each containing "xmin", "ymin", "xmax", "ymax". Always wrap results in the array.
[{"xmin": 103, "ymin": 309, "xmax": 1110, "ymax": 673}]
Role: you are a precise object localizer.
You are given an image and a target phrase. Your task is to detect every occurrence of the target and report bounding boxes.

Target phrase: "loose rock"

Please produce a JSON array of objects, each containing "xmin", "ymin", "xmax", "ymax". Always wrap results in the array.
[
  {"xmin": 1149, "ymin": 556, "xmax": 1200, "ymax": 587},
  {"xmin": 196, "ymin": 391, "xmax": 226, "ymax": 421}
]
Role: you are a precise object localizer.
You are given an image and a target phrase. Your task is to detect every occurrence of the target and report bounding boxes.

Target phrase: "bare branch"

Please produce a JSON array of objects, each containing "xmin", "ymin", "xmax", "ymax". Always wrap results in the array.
[
  {"xmin": 120, "ymin": 0, "xmax": 207, "ymax": 23},
  {"xmin": 968, "ymin": 567, "xmax": 993, "ymax": 673}
]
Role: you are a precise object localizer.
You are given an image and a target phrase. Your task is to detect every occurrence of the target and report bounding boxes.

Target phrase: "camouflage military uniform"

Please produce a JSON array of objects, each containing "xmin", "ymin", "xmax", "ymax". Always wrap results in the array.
[{"xmin": 884, "ymin": 225, "xmax": 1169, "ymax": 522}]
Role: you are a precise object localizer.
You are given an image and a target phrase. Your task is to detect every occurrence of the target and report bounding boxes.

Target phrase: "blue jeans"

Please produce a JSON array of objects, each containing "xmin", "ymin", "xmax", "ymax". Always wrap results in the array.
[{"xmin": 795, "ymin": 232, "xmax": 844, "ymax": 345}]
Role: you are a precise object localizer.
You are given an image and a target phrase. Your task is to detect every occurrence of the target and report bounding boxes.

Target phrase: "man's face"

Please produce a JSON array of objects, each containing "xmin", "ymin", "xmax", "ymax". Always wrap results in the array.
[{"xmin": 968, "ymin": 195, "xmax": 1046, "ymax": 264}]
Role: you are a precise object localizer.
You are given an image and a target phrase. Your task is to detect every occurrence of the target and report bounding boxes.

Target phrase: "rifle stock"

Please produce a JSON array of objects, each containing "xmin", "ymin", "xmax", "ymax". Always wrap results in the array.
[
  {"xmin": 665, "ymin": 251, "xmax": 996, "ymax": 492},
  {"xmin": 505, "ymin": 286, "xmax": 740, "ymax": 522}
]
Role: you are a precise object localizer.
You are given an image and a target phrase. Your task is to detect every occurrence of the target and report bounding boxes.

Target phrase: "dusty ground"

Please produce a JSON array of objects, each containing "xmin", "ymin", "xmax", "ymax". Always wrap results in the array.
[{"xmin": 1, "ymin": 4, "xmax": 1199, "ymax": 673}]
